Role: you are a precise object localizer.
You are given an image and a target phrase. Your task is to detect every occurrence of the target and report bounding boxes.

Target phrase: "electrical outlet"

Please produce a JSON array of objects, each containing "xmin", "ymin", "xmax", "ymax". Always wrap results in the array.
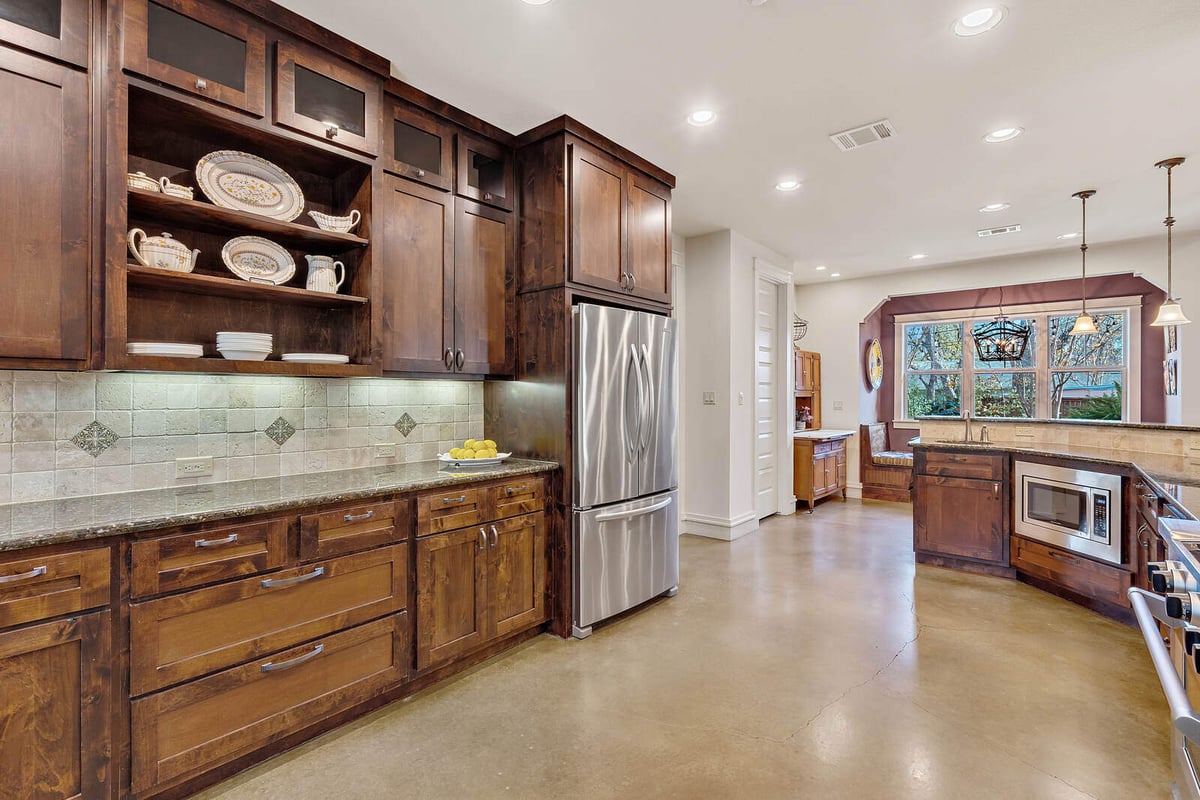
[
  {"xmin": 175, "ymin": 456, "xmax": 213, "ymax": 479},
  {"xmin": 833, "ymin": 400, "xmax": 844, "ymax": 411},
  {"xmin": 702, "ymin": 392, "xmax": 717, "ymax": 406},
  {"xmin": 375, "ymin": 444, "xmax": 397, "ymax": 459}
]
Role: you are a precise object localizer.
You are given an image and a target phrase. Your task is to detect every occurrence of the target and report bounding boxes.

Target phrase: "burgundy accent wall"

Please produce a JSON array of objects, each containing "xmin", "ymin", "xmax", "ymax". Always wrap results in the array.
[{"xmin": 864, "ymin": 273, "xmax": 1166, "ymax": 424}]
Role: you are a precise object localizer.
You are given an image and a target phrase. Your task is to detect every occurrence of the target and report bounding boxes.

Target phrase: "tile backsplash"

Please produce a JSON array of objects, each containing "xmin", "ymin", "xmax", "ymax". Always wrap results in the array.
[{"xmin": 0, "ymin": 371, "xmax": 484, "ymax": 503}]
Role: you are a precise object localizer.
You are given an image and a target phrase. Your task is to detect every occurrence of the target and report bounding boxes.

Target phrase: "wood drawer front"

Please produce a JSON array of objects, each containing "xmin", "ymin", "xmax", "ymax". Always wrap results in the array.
[
  {"xmin": 131, "ymin": 519, "xmax": 290, "ymax": 599},
  {"xmin": 486, "ymin": 478, "xmax": 545, "ymax": 521},
  {"xmin": 300, "ymin": 500, "xmax": 406, "ymax": 561},
  {"xmin": 131, "ymin": 614, "xmax": 406, "ymax": 794},
  {"xmin": 1012, "ymin": 536, "xmax": 1131, "ymax": 607},
  {"xmin": 130, "ymin": 545, "xmax": 407, "ymax": 696},
  {"xmin": 417, "ymin": 488, "xmax": 482, "ymax": 536},
  {"xmin": 922, "ymin": 451, "xmax": 1004, "ymax": 480},
  {"xmin": 0, "ymin": 547, "xmax": 110, "ymax": 628}
]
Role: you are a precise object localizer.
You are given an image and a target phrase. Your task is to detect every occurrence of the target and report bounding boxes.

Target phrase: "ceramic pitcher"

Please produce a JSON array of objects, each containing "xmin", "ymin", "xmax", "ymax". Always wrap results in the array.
[{"xmin": 304, "ymin": 255, "xmax": 345, "ymax": 294}]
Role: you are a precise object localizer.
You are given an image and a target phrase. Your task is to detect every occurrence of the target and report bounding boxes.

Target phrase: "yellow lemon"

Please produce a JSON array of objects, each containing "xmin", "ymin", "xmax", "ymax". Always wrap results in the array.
[
  {"xmin": 484, "ymin": 449, "xmax": 498, "ymax": 458},
  {"xmin": 463, "ymin": 439, "xmax": 477, "ymax": 450},
  {"xmin": 463, "ymin": 449, "xmax": 477, "ymax": 459},
  {"xmin": 449, "ymin": 448, "xmax": 461, "ymax": 459},
  {"xmin": 482, "ymin": 439, "xmax": 497, "ymax": 450}
]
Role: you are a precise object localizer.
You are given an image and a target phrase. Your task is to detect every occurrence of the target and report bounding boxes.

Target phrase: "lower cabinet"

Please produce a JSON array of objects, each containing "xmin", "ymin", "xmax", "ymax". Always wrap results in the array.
[
  {"xmin": 793, "ymin": 436, "xmax": 848, "ymax": 511},
  {"xmin": 131, "ymin": 615, "xmax": 407, "ymax": 794},
  {"xmin": 416, "ymin": 511, "xmax": 546, "ymax": 670},
  {"xmin": 0, "ymin": 612, "xmax": 111, "ymax": 800},
  {"xmin": 913, "ymin": 475, "xmax": 1006, "ymax": 563},
  {"xmin": 1012, "ymin": 535, "xmax": 1132, "ymax": 608}
]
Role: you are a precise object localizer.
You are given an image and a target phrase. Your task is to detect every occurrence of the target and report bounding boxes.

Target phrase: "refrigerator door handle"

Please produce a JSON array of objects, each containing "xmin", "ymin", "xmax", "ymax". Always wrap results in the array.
[
  {"xmin": 639, "ymin": 343, "xmax": 653, "ymax": 456},
  {"xmin": 624, "ymin": 344, "xmax": 641, "ymax": 464},
  {"xmin": 594, "ymin": 495, "xmax": 673, "ymax": 523}
]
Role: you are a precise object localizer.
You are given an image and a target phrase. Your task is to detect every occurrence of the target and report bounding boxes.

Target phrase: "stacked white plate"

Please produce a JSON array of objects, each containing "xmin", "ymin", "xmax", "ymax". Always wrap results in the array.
[
  {"xmin": 216, "ymin": 331, "xmax": 272, "ymax": 361},
  {"xmin": 281, "ymin": 353, "xmax": 350, "ymax": 364},
  {"xmin": 127, "ymin": 341, "xmax": 204, "ymax": 358}
]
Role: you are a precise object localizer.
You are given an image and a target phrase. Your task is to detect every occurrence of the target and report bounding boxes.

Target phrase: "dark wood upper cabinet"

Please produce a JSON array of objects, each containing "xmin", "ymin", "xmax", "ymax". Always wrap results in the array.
[
  {"xmin": 273, "ymin": 41, "xmax": 379, "ymax": 157},
  {"xmin": 384, "ymin": 99, "xmax": 454, "ymax": 191},
  {"xmin": 570, "ymin": 141, "xmax": 626, "ymax": 295},
  {"xmin": 625, "ymin": 171, "xmax": 672, "ymax": 304},
  {"xmin": 453, "ymin": 199, "xmax": 512, "ymax": 376},
  {"xmin": 456, "ymin": 133, "xmax": 513, "ymax": 211},
  {"xmin": 0, "ymin": 0, "xmax": 88, "ymax": 67},
  {"xmin": 380, "ymin": 174, "xmax": 454, "ymax": 373},
  {"xmin": 0, "ymin": 47, "xmax": 89, "ymax": 364},
  {"xmin": 123, "ymin": 0, "xmax": 266, "ymax": 116},
  {"xmin": 0, "ymin": 612, "xmax": 112, "ymax": 800}
]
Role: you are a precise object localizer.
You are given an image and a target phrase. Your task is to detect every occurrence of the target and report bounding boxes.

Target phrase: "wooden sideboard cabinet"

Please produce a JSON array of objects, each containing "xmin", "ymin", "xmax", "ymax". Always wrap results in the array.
[
  {"xmin": 912, "ymin": 448, "xmax": 1012, "ymax": 576},
  {"xmin": 793, "ymin": 434, "xmax": 848, "ymax": 512}
]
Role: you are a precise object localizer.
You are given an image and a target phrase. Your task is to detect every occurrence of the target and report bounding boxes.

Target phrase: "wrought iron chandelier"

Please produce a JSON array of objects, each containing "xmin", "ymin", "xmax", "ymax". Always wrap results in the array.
[
  {"xmin": 973, "ymin": 285, "xmax": 1031, "ymax": 362},
  {"xmin": 793, "ymin": 315, "xmax": 808, "ymax": 344}
]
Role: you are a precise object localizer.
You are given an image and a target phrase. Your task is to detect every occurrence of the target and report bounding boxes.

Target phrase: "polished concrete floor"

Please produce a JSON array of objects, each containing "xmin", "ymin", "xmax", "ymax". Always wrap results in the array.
[{"xmin": 196, "ymin": 500, "xmax": 1170, "ymax": 800}]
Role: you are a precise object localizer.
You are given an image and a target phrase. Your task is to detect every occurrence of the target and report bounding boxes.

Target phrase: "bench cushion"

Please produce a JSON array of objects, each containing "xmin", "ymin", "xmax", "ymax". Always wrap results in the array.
[{"xmin": 872, "ymin": 451, "xmax": 914, "ymax": 467}]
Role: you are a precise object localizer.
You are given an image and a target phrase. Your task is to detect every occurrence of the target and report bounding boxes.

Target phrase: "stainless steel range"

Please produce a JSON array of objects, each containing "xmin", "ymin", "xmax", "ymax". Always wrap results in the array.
[{"xmin": 1129, "ymin": 516, "xmax": 1200, "ymax": 800}]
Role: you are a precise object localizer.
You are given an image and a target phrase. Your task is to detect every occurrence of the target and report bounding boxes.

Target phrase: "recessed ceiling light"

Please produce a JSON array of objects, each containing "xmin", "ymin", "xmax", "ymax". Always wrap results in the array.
[
  {"xmin": 979, "ymin": 202, "xmax": 1011, "ymax": 213},
  {"xmin": 686, "ymin": 109, "xmax": 717, "ymax": 127},
  {"xmin": 830, "ymin": 272, "xmax": 841, "ymax": 278},
  {"xmin": 910, "ymin": 253, "xmax": 927, "ymax": 260},
  {"xmin": 775, "ymin": 179, "xmax": 801, "ymax": 192},
  {"xmin": 1057, "ymin": 232, "xmax": 1081, "ymax": 240},
  {"xmin": 815, "ymin": 265, "xmax": 827, "ymax": 271},
  {"xmin": 521, "ymin": 0, "xmax": 554, "ymax": 4},
  {"xmin": 744, "ymin": 0, "xmax": 769, "ymax": 5},
  {"xmin": 983, "ymin": 127, "xmax": 1024, "ymax": 143},
  {"xmin": 953, "ymin": 6, "xmax": 1006, "ymax": 36}
]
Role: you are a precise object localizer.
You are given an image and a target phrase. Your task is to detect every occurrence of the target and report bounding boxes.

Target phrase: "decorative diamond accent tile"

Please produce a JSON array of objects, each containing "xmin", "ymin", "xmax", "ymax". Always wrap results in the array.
[
  {"xmin": 394, "ymin": 412, "xmax": 417, "ymax": 438},
  {"xmin": 264, "ymin": 416, "xmax": 296, "ymax": 446},
  {"xmin": 71, "ymin": 421, "xmax": 120, "ymax": 457}
]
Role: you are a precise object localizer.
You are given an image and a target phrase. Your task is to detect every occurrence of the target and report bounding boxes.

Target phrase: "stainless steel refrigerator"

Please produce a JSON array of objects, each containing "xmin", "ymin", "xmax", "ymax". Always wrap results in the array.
[{"xmin": 572, "ymin": 303, "xmax": 679, "ymax": 638}]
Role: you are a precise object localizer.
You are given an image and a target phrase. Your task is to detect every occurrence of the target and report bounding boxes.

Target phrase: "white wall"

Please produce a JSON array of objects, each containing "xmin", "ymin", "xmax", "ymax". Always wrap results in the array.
[
  {"xmin": 680, "ymin": 229, "xmax": 795, "ymax": 540},
  {"xmin": 795, "ymin": 232, "xmax": 1200, "ymax": 488}
]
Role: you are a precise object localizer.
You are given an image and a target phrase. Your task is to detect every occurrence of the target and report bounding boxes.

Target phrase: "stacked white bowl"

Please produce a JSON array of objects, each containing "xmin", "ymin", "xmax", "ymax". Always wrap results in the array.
[{"xmin": 216, "ymin": 331, "xmax": 273, "ymax": 361}]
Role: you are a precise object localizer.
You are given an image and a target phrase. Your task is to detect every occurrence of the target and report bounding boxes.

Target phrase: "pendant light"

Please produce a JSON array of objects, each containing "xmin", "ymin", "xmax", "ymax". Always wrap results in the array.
[
  {"xmin": 1069, "ymin": 189, "xmax": 1100, "ymax": 336},
  {"xmin": 973, "ymin": 285, "xmax": 1031, "ymax": 362},
  {"xmin": 1150, "ymin": 157, "xmax": 1191, "ymax": 327}
]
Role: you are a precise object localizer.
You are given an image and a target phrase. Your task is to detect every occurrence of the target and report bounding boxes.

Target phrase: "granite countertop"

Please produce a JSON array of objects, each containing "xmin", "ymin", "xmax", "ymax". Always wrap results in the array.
[
  {"xmin": 910, "ymin": 437, "xmax": 1200, "ymax": 520},
  {"xmin": 794, "ymin": 428, "xmax": 856, "ymax": 440},
  {"xmin": 0, "ymin": 458, "xmax": 559, "ymax": 553},
  {"xmin": 915, "ymin": 416, "xmax": 1200, "ymax": 434}
]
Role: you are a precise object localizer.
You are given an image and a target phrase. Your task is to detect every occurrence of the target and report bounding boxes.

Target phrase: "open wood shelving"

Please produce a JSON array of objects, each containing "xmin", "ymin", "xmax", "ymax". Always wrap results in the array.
[{"xmin": 125, "ymin": 265, "xmax": 368, "ymax": 308}]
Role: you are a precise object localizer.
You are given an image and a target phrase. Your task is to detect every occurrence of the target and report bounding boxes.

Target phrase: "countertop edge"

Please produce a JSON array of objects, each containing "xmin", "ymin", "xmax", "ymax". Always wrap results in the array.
[{"xmin": 0, "ymin": 460, "xmax": 560, "ymax": 554}]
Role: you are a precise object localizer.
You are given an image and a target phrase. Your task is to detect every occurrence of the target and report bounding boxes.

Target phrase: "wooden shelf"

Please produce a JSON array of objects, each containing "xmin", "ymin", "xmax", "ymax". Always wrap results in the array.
[
  {"xmin": 127, "ymin": 189, "xmax": 368, "ymax": 252},
  {"xmin": 126, "ymin": 265, "xmax": 368, "ymax": 307},
  {"xmin": 119, "ymin": 354, "xmax": 376, "ymax": 377}
]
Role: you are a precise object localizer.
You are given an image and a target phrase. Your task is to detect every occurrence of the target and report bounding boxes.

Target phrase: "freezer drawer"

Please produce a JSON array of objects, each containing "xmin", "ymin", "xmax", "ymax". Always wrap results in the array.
[{"xmin": 573, "ymin": 490, "xmax": 679, "ymax": 634}]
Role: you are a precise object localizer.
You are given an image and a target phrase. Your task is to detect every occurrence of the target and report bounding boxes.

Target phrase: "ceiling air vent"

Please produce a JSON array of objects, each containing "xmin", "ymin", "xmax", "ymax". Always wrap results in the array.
[
  {"xmin": 829, "ymin": 119, "xmax": 897, "ymax": 152},
  {"xmin": 977, "ymin": 224, "xmax": 1022, "ymax": 238}
]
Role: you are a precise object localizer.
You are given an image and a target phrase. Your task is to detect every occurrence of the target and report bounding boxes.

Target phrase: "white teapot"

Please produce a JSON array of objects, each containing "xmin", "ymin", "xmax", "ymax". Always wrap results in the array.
[
  {"xmin": 304, "ymin": 255, "xmax": 345, "ymax": 294},
  {"xmin": 128, "ymin": 229, "xmax": 200, "ymax": 273}
]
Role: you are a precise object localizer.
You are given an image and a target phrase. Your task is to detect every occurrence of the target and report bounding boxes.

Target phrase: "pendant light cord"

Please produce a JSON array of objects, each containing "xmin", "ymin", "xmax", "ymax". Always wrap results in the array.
[
  {"xmin": 1079, "ymin": 193, "xmax": 1089, "ymax": 314},
  {"xmin": 1166, "ymin": 162, "xmax": 1175, "ymax": 299}
]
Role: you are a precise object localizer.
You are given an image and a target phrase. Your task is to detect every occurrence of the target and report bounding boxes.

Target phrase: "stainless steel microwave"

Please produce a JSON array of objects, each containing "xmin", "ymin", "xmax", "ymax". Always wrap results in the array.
[{"xmin": 1014, "ymin": 460, "xmax": 1123, "ymax": 564}]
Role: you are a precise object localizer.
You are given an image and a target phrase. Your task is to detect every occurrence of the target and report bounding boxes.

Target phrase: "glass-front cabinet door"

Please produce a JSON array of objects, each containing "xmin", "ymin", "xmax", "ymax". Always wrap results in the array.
[
  {"xmin": 123, "ymin": 0, "xmax": 266, "ymax": 116},
  {"xmin": 273, "ymin": 41, "xmax": 379, "ymax": 157},
  {"xmin": 456, "ymin": 133, "xmax": 513, "ymax": 212},
  {"xmin": 0, "ymin": 0, "xmax": 88, "ymax": 67},
  {"xmin": 384, "ymin": 100, "xmax": 454, "ymax": 190}
]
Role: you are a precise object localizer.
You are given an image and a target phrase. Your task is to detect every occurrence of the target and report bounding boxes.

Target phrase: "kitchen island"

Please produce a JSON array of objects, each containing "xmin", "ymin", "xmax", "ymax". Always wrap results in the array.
[
  {"xmin": 912, "ymin": 430, "xmax": 1198, "ymax": 623},
  {"xmin": 0, "ymin": 458, "xmax": 558, "ymax": 800}
]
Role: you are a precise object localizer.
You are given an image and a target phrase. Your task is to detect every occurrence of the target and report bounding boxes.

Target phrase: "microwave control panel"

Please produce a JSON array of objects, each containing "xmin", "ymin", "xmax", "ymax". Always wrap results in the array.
[{"xmin": 1093, "ymin": 493, "xmax": 1109, "ymax": 543}]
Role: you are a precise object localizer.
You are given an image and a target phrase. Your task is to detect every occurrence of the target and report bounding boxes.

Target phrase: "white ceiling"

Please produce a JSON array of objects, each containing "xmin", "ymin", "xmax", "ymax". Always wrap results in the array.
[{"xmin": 276, "ymin": 0, "xmax": 1200, "ymax": 285}]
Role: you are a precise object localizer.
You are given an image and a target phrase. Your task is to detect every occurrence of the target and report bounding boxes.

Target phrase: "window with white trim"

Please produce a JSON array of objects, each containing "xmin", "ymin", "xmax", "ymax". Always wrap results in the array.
[{"xmin": 897, "ymin": 302, "xmax": 1136, "ymax": 422}]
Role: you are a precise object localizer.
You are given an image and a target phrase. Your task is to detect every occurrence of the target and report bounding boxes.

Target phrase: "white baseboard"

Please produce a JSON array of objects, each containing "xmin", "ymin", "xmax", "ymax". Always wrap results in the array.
[
  {"xmin": 846, "ymin": 482, "xmax": 863, "ymax": 500},
  {"xmin": 681, "ymin": 511, "xmax": 759, "ymax": 541}
]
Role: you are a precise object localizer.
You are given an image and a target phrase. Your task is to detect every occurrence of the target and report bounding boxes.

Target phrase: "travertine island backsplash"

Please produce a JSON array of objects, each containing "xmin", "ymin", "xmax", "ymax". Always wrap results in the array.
[{"xmin": 0, "ymin": 371, "xmax": 484, "ymax": 502}]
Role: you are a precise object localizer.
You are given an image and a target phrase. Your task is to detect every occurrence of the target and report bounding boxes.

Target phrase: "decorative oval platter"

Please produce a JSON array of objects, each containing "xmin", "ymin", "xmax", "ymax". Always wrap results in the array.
[
  {"xmin": 195, "ymin": 150, "xmax": 305, "ymax": 221},
  {"xmin": 221, "ymin": 236, "xmax": 296, "ymax": 285},
  {"xmin": 866, "ymin": 338, "xmax": 884, "ymax": 390},
  {"xmin": 437, "ymin": 453, "xmax": 513, "ymax": 468}
]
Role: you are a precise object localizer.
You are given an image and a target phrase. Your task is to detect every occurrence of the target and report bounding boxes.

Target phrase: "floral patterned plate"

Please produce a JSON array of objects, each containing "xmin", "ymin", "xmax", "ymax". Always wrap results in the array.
[
  {"xmin": 221, "ymin": 236, "xmax": 296, "ymax": 285},
  {"xmin": 195, "ymin": 150, "xmax": 305, "ymax": 222}
]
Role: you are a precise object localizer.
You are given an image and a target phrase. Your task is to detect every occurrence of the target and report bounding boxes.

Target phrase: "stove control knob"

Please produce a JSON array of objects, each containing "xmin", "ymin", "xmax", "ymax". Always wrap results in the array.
[
  {"xmin": 1153, "ymin": 568, "xmax": 1199, "ymax": 594},
  {"xmin": 1186, "ymin": 630, "xmax": 1200, "ymax": 655},
  {"xmin": 1149, "ymin": 561, "xmax": 1186, "ymax": 577},
  {"xmin": 1166, "ymin": 594, "xmax": 1192, "ymax": 621}
]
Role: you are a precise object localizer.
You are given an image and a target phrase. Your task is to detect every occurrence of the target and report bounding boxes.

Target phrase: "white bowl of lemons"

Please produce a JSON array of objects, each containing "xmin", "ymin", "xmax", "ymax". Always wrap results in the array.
[{"xmin": 438, "ymin": 439, "xmax": 511, "ymax": 467}]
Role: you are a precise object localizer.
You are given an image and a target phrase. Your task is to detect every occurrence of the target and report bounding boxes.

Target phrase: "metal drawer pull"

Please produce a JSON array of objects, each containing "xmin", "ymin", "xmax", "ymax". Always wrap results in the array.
[
  {"xmin": 490, "ymin": 525, "xmax": 498, "ymax": 548},
  {"xmin": 0, "ymin": 565, "xmax": 47, "ymax": 585},
  {"xmin": 260, "ymin": 644, "xmax": 325, "ymax": 673},
  {"xmin": 261, "ymin": 567, "xmax": 324, "ymax": 589},
  {"xmin": 195, "ymin": 78, "xmax": 207, "ymax": 91},
  {"xmin": 442, "ymin": 495, "xmax": 466, "ymax": 505},
  {"xmin": 505, "ymin": 485, "xmax": 527, "ymax": 496},
  {"xmin": 343, "ymin": 510, "xmax": 375, "ymax": 523},
  {"xmin": 478, "ymin": 528, "xmax": 487, "ymax": 551},
  {"xmin": 595, "ymin": 496, "xmax": 673, "ymax": 523},
  {"xmin": 195, "ymin": 533, "xmax": 238, "ymax": 548}
]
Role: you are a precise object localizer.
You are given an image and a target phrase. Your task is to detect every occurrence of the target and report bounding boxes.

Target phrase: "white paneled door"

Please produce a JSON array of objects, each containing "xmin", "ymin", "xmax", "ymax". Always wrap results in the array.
[{"xmin": 755, "ymin": 277, "xmax": 777, "ymax": 519}]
